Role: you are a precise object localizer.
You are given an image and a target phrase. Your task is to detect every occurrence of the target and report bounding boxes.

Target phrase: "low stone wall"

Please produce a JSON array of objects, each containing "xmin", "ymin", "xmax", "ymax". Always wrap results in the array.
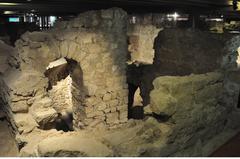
[
  {"xmin": 127, "ymin": 29, "xmax": 234, "ymax": 106},
  {"xmin": 148, "ymin": 72, "xmax": 240, "ymax": 156}
]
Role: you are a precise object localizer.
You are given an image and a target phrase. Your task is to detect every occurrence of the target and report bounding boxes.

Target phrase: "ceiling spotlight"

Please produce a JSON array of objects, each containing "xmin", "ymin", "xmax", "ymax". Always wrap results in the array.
[
  {"xmin": 3, "ymin": 11, "xmax": 16, "ymax": 15},
  {"xmin": 167, "ymin": 12, "xmax": 180, "ymax": 21},
  {"xmin": 172, "ymin": 12, "xmax": 179, "ymax": 20},
  {"xmin": 0, "ymin": 3, "xmax": 18, "ymax": 6}
]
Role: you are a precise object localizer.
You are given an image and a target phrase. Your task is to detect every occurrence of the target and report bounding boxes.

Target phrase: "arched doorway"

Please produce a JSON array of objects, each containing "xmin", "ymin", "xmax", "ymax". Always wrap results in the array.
[{"xmin": 44, "ymin": 57, "xmax": 84, "ymax": 132}]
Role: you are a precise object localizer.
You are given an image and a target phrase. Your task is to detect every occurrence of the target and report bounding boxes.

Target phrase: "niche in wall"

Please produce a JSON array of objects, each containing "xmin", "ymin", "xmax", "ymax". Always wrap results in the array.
[{"xmin": 44, "ymin": 57, "xmax": 82, "ymax": 132}]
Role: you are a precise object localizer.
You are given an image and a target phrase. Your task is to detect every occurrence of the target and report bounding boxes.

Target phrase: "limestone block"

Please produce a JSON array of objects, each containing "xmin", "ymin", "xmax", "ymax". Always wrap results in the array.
[
  {"xmin": 31, "ymin": 108, "xmax": 58, "ymax": 127},
  {"xmin": 103, "ymin": 108, "xmax": 111, "ymax": 114},
  {"xmin": 11, "ymin": 101, "xmax": 29, "ymax": 113},
  {"xmin": 110, "ymin": 107, "xmax": 117, "ymax": 113},
  {"xmin": 117, "ymin": 89, "xmax": 128, "ymax": 97},
  {"xmin": 37, "ymin": 133, "xmax": 113, "ymax": 157},
  {"xmin": 106, "ymin": 112, "xmax": 119, "ymax": 124},
  {"xmin": 85, "ymin": 97, "xmax": 100, "ymax": 107},
  {"xmin": 8, "ymin": 71, "xmax": 48, "ymax": 97},
  {"xmin": 103, "ymin": 93, "xmax": 111, "ymax": 102},
  {"xmin": 119, "ymin": 111, "xmax": 128, "ymax": 120},
  {"xmin": 150, "ymin": 72, "xmax": 224, "ymax": 116},
  {"xmin": 117, "ymin": 105, "xmax": 128, "ymax": 111},
  {"xmin": 13, "ymin": 113, "xmax": 38, "ymax": 134},
  {"xmin": 95, "ymin": 111, "xmax": 104, "ymax": 117},
  {"xmin": 127, "ymin": 24, "xmax": 162, "ymax": 65},
  {"xmin": 87, "ymin": 84, "xmax": 98, "ymax": 96},
  {"xmin": 97, "ymin": 102, "xmax": 107, "ymax": 111},
  {"xmin": 46, "ymin": 57, "xmax": 67, "ymax": 70},
  {"xmin": 86, "ymin": 111, "xmax": 104, "ymax": 118},
  {"xmin": 108, "ymin": 99, "xmax": 119, "ymax": 108},
  {"xmin": 85, "ymin": 107, "xmax": 94, "ymax": 114},
  {"xmin": 32, "ymin": 97, "xmax": 53, "ymax": 109}
]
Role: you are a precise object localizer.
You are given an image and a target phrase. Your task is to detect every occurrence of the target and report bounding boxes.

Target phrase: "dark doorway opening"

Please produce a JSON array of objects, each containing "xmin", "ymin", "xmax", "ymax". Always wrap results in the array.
[
  {"xmin": 44, "ymin": 57, "xmax": 79, "ymax": 132},
  {"xmin": 128, "ymin": 83, "xmax": 144, "ymax": 120}
]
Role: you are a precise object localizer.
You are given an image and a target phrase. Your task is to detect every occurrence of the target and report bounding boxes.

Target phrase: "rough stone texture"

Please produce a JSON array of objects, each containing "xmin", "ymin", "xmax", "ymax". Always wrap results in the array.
[
  {"xmin": 147, "ymin": 72, "xmax": 240, "ymax": 156},
  {"xmin": 127, "ymin": 29, "xmax": 233, "ymax": 106},
  {"xmin": 49, "ymin": 75, "xmax": 72, "ymax": 114},
  {"xmin": 221, "ymin": 35, "xmax": 240, "ymax": 71},
  {"xmin": 150, "ymin": 72, "xmax": 224, "ymax": 116},
  {"xmin": 13, "ymin": 113, "xmax": 38, "ymax": 134},
  {"xmin": 1, "ymin": 9, "xmax": 240, "ymax": 157},
  {"xmin": 37, "ymin": 133, "xmax": 113, "ymax": 157},
  {"xmin": 0, "ymin": 120, "xmax": 19, "ymax": 157},
  {"xmin": 0, "ymin": 40, "xmax": 19, "ymax": 74},
  {"xmin": 3, "ymin": 8, "xmax": 129, "ymax": 133},
  {"xmin": 127, "ymin": 24, "xmax": 162, "ymax": 65}
]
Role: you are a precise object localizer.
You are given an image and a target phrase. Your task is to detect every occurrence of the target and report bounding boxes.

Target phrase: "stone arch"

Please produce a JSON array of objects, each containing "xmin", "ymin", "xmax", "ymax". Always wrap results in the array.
[
  {"xmin": 43, "ymin": 57, "xmax": 84, "ymax": 131},
  {"xmin": 9, "ymin": 8, "xmax": 129, "ymax": 134}
]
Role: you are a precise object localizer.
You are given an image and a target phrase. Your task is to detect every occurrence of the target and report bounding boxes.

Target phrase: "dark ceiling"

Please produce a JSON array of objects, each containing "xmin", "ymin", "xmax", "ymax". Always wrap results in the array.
[{"xmin": 0, "ymin": 0, "xmax": 238, "ymax": 16}]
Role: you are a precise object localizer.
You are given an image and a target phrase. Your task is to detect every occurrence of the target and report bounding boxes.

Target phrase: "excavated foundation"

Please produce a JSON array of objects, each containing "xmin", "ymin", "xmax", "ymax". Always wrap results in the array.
[{"xmin": 0, "ymin": 8, "xmax": 240, "ymax": 157}]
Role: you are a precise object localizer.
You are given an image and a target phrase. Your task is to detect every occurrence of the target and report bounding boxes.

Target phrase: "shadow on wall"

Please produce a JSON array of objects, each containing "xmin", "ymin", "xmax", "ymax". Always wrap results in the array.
[
  {"xmin": 127, "ymin": 28, "xmax": 233, "ymax": 107},
  {"xmin": 44, "ymin": 58, "xmax": 87, "ymax": 132}
]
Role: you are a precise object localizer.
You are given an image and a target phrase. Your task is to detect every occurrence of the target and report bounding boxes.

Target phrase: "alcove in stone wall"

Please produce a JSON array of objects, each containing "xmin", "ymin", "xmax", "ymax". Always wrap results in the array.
[
  {"xmin": 44, "ymin": 57, "xmax": 82, "ymax": 131},
  {"xmin": 8, "ymin": 8, "xmax": 129, "ymax": 134}
]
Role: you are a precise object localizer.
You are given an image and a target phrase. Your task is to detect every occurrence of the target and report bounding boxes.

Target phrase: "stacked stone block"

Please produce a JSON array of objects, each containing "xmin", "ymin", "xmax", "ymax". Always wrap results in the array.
[{"xmin": 4, "ymin": 8, "xmax": 129, "ymax": 133}]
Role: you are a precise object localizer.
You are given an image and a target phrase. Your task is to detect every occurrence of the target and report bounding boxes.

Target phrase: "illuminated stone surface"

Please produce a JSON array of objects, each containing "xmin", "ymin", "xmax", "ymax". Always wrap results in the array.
[
  {"xmin": 127, "ymin": 24, "xmax": 162, "ymax": 65},
  {"xmin": 0, "ymin": 8, "xmax": 240, "ymax": 157}
]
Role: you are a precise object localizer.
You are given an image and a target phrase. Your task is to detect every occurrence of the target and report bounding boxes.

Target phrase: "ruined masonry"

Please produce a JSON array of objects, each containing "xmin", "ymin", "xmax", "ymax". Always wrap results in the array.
[{"xmin": 3, "ymin": 8, "xmax": 129, "ymax": 133}]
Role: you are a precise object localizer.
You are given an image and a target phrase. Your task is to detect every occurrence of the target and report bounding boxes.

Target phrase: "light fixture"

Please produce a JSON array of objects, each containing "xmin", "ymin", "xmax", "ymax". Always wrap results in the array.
[
  {"xmin": 0, "ymin": 3, "xmax": 18, "ymax": 6},
  {"xmin": 49, "ymin": 16, "xmax": 57, "ymax": 26},
  {"xmin": 167, "ymin": 12, "xmax": 180, "ymax": 21},
  {"xmin": 3, "ymin": 11, "xmax": 16, "ymax": 15},
  {"xmin": 172, "ymin": 12, "xmax": 179, "ymax": 20}
]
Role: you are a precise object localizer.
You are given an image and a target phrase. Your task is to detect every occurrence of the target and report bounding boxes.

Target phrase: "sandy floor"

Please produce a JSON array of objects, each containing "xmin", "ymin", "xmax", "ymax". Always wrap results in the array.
[{"xmin": 0, "ymin": 120, "xmax": 19, "ymax": 157}]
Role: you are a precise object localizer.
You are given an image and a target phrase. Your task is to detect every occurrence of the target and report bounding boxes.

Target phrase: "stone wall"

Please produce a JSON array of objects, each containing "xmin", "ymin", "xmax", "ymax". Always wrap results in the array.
[
  {"xmin": 1, "ymin": 9, "xmax": 240, "ymax": 157},
  {"xmin": 147, "ymin": 72, "xmax": 240, "ymax": 156},
  {"xmin": 49, "ymin": 75, "xmax": 72, "ymax": 115},
  {"xmin": 127, "ymin": 29, "xmax": 233, "ymax": 106},
  {"xmin": 127, "ymin": 24, "xmax": 162, "ymax": 65},
  {"xmin": 2, "ymin": 8, "xmax": 129, "ymax": 135}
]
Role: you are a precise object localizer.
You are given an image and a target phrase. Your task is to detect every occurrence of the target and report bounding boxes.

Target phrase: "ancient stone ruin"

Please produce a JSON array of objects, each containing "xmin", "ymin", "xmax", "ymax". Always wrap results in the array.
[{"xmin": 1, "ymin": 8, "xmax": 240, "ymax": 157}]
